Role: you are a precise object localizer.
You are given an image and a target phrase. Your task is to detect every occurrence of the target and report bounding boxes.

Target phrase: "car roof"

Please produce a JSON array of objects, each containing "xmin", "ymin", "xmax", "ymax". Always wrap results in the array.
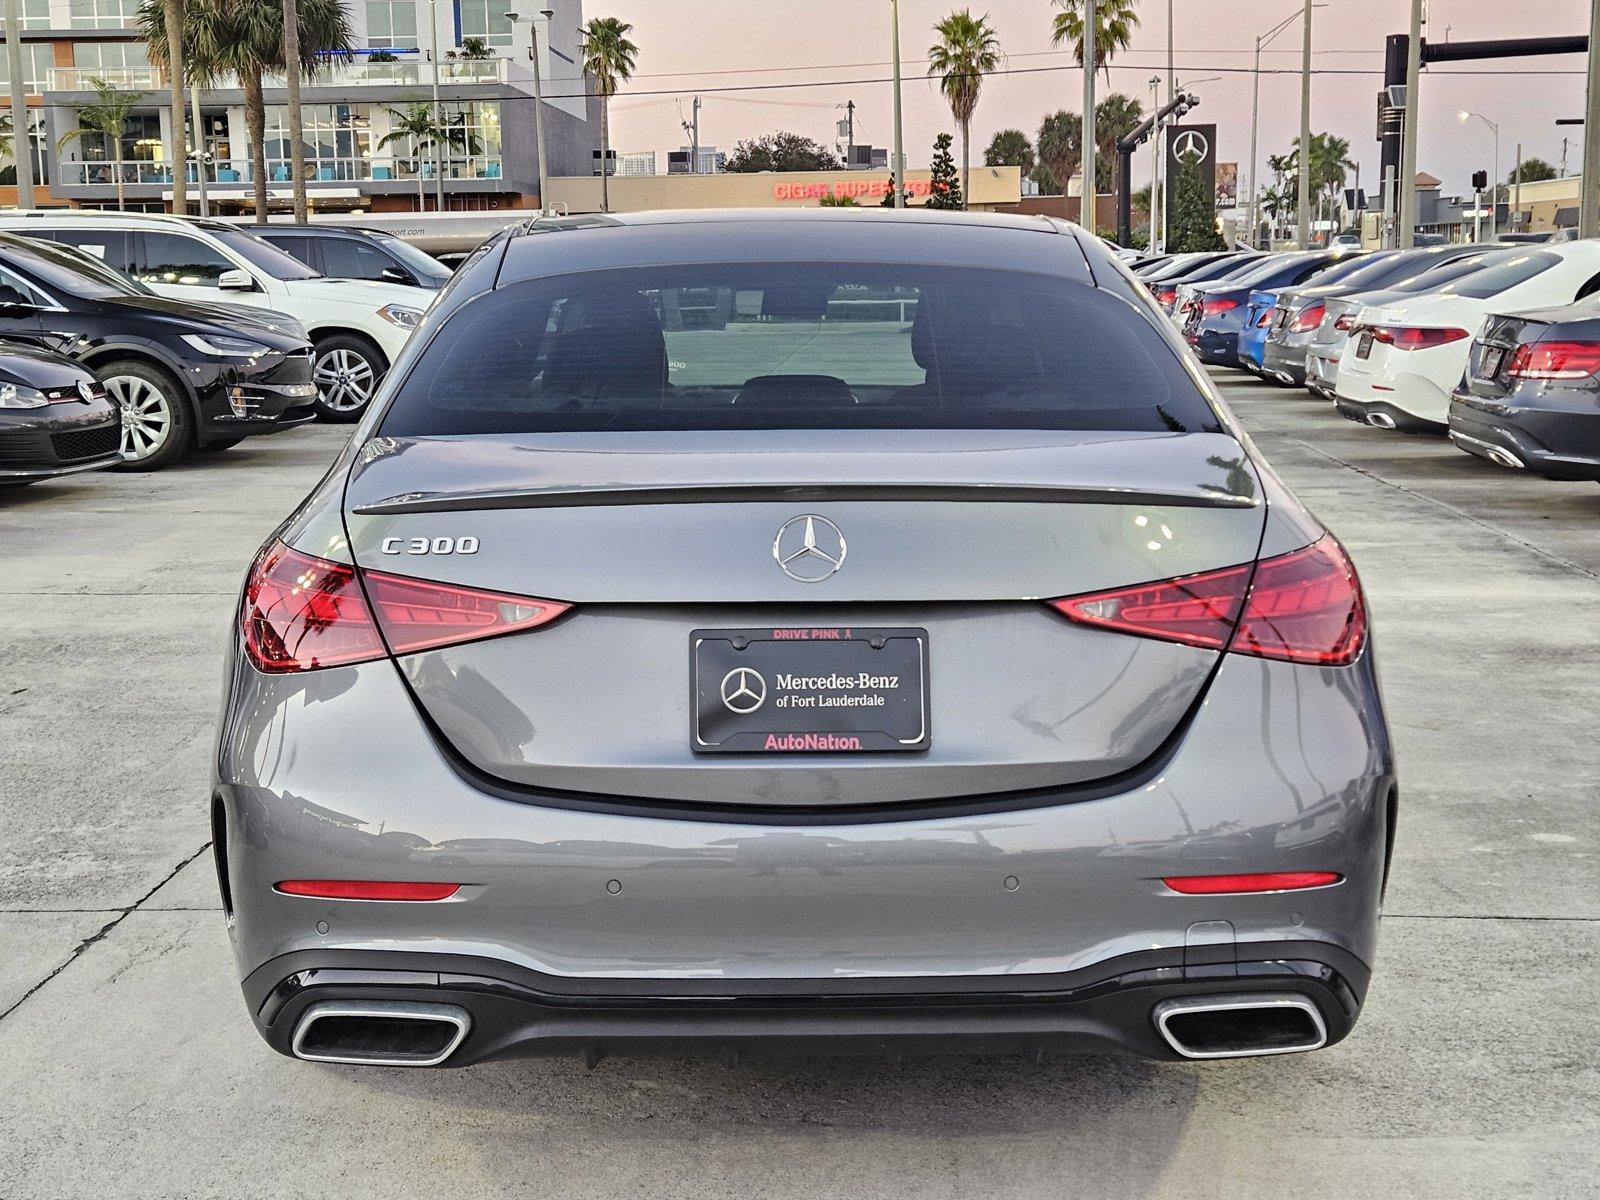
[
  {"xmin": 253, "ymin": 224, "xmax": 395, "ymax": 239},
  {"xmin": 494, "ymin": 208, "xmax": 1095, "ymax": 285}
]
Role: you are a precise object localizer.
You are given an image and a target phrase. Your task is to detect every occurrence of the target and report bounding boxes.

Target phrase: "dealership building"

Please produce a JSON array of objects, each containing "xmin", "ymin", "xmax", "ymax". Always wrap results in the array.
[{"xmin": 1, "ymin": 0, "xmax": 598, "ymax": 213}]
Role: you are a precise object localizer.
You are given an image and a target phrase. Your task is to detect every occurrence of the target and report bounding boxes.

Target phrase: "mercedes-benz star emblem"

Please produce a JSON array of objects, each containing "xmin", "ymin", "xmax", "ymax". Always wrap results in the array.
[
  {"xmin": 1172, "ymin": 129, "xmax": 1210, "ymax": 166},
  {"xmin": 720, "ymin": 667, "xmax": 767, "ymax": 714},
  {"xmin": 773, "ymin": 515, "xmax": 847, "ymax": 583}
]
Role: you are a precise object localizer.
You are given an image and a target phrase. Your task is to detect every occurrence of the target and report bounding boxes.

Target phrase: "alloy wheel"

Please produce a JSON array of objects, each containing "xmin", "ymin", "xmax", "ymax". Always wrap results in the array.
[
  {"xmin": 107, "ymin": 374, "xmax": 173, "ymax": 461},
  {"xmin": 313, "ymin": 347, "xmax": 378, "ymax": 413}
]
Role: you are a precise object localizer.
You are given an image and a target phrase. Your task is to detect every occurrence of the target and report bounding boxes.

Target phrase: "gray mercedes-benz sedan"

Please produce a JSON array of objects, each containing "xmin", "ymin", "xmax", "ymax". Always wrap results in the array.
[{"xmin": 216, "ymin": 210, "xmax": 1394, "ymax": 1068}]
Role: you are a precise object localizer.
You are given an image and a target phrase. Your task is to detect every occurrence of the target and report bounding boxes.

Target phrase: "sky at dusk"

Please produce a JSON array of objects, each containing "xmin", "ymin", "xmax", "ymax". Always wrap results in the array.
[{"xmin": 596, "ymin": 0, "xmax": 1594, "ymax": 197}]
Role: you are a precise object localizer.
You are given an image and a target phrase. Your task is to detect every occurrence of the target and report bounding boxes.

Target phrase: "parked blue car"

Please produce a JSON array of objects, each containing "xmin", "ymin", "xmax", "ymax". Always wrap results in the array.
[
  {"xmin": 1237, "ymin": 288, "xmax": 1281, "ymax": 371},
  {"xmin": 1181, "ymin": 251, "xmax": 1357, "ymax": 368}
]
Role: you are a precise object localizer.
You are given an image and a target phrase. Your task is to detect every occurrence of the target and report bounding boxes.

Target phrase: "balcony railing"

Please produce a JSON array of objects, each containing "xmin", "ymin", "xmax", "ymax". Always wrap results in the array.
[
  {"xmin": 46, "ymin": 57, "xmax": 507, "ymax": 95},
  {"xmin": 48, "ymin": 67, "xmax": 169, "ymax": 92},
  {"xmin": 56, "ymin": 155, "xmax": 507, "ymax": 187}
]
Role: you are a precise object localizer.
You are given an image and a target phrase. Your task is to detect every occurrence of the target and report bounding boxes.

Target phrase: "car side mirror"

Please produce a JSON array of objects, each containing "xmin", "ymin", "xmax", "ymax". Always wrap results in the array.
[
  {"xmin": 380, "ymin": 265, "xmax": 416, "ymax": 285},
  {"xmin": 218, "ymin": 269, "xmax": 255, "ymax": 292}
]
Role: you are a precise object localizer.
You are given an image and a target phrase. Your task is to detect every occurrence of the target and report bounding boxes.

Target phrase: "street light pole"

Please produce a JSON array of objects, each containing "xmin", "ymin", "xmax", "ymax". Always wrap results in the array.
[
  {"xmin": 429, "ymin": 0, "xmax": 445, "ymax": 212},
  {"xmin": 1147, "ymin": 75, "xmax": 1160, "ymax": 249},
  {"xmin": 1082, "ymin": 0, "xmax": 1096, "ymax": 234},
  {"xmin": 506, "ymin": 10, "xmax": 551, "ymax": 213},
  {"xmin": 1584, "ymin": 0, "xmax": 1600, "ymax": 238},
  {"xmin": 890, "ymin": 0, "xmax": 905, "ymax": 208},
  {"xmin": 1460, "ymin": 111, "xmax": 1500, "ymax": 239},
  {"xmin": 1296, "ymin": 0, "xmax": 1313, "ymax": 247},
  {"xmin": 190, "ymin": 83, "xmax": 209, "ymax": 218}
]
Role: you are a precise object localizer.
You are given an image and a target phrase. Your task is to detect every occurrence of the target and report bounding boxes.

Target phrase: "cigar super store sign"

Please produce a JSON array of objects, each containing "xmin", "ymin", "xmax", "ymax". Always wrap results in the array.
[{"xmin": 773, "ymin": 178, "xmax": 937, "ymax": 202}]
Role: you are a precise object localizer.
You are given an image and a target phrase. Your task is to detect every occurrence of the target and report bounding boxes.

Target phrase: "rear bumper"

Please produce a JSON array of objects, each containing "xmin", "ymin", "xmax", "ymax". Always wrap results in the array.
[
  {"xmin": 1448, "ymin": 395, "xmax": 1600, "ymax": 480},
  {"xmin": 1261, "ymin": 340, "xmax": 1310, "ymax": 386},
  {"xmin": 1188, "ymin": 326, "xmax": 1241, "ymax": 366},
  {"xmin": 244, "ymin": 941, "xmax": 1370, "ymax": 1065},
  {"xmin": 1335, "ymin": 394, "xmax": 1446, "ymax": 433}
]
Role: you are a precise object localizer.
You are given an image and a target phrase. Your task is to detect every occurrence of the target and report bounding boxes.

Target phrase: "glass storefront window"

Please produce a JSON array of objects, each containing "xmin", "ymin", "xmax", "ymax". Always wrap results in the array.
[
  {"xmin": 263, "ymin": 103, "xmax": 373, "ymax": 181},
  {"xmin": 20, "ymin": 0, "xmax": 51, "ymax": 29},
  {"xmin": 0, "ymin": 44, "xmax": 55, "ymax": 92},
  {"xmin": 73, "ymin": 42, "xmax": 151, "ymax": 73}
]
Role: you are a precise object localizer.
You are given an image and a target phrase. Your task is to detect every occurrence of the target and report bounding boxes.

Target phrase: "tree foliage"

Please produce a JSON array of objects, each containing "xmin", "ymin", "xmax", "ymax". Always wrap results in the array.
[
  {"xmin": 1508, "ymin": 157, "xmax": 1558, "ymax": 185},
  {"xmin": 1036, "ymin": 110, "xmax": 1081, "ymax": 201},
  {"xmin": 925, "ymin": 132, "xmax": 963, "ymax": 209},
  {"xmin": 1166, "ymin": 161, "xmax": 1225, "ymax": 251},
  {"xmin": 725, "ymin": 131, "xmax": 842, "ymax": 173},
  {"xmin": 1050, "ymin": 0, "xmax": 1139, "ymax": 76},
  {"xmin": 580, "ymin": 15, "xmax": 638, "ymax": 213},
  {"xmin": 984, "ymin": 128, "xmax": 1034, "ymax": 176}
]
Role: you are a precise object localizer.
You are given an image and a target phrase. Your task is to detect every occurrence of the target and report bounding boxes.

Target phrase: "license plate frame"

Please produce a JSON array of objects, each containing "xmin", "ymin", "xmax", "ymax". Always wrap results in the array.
[
  {"xmin": 1355, "ymin": 331, "xmax": 1374, "ymax": 360},
  {"xmin": 1478, "ymin": 346, "xmax": 1505, "ymax": 379},
  {"xmin": 691, "ymin": 626, "xmax": 930, "ymax": 754}
]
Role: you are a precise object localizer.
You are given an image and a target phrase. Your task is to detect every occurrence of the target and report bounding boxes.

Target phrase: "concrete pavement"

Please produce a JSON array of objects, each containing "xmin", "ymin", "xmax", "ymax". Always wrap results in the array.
[{"xmin": 1, "ymin": 376, "xmax": 1596, "ymax": 1199}]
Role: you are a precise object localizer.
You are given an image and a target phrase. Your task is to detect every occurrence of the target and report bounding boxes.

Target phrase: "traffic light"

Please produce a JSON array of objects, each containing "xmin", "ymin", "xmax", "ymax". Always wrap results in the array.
[{"xmin": 1472, "ymin": 170, "xmax": 1488, "ymax": 191}]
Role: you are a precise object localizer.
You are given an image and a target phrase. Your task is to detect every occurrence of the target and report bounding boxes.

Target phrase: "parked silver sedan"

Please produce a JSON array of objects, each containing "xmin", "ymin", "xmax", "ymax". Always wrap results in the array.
[{"xmin": 214, "ymin": 210, "xmax": 1394, "ymax": 1068}]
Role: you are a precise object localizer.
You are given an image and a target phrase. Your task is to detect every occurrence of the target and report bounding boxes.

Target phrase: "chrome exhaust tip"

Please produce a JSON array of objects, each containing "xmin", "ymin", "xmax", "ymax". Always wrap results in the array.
[
  {"xmin": 1365, "ymin": 411, "xmax": 1397, "ymax": 430},
  {"xmin": 1153, "ymin": 993, "xmax": 1328, "ymax": 1059},
  {"xmin": 1449, "ymin": 429, "xmax": 1525, "ymax": 469},
  {"xmin": 291, "ymin": 1000, "xmax": 471, "ymax": 1067}
]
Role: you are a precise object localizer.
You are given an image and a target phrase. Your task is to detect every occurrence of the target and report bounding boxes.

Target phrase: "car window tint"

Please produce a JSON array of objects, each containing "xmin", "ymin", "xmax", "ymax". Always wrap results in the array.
[
  {"xmin": 320, "ymin": 238, "xmax": 392, "ymax": 280},
  {"xmin": 137, "ymin": 232, "xmax": 236, "ymax": 287},
  {"xmin": 263, "ymin": 235, "xmax": 315, "ymax": 267},
  {"xmin": 381, "ymin": 262, "xmax": 1222, "ymax": 437},
  {"xmin": 44, "ymin": 228, "xmax": 131, "ymax": 272},
  {"xmin": 0, "ymin": 263, "xmax": 50, "ymax": 305}
]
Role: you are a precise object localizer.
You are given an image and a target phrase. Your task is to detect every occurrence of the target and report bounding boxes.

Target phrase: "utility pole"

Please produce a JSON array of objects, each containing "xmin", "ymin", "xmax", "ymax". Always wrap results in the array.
[
  {"xmin": 1248, "ymin": 31, "xmax": 1263, "ymax": 248},
  {"xmin": 890, "ymin": 0, "xmax": 905, "ymax": 207},
  {"xmin": 190, "ymin": 83, "xmax": 209, "ymax": 218},
  {"xmin": 3, "ymin": 0, "xmax": 34, "ymax": 208},
  {"xmin": 1166, "ymin": 0, "xmax": 1174, "ymax": 102},
  {"xmin": 1082, "ymin": 0, "xmax": 1096, "ymax": 233},
  {"xmin": 283, "ymin": 0, "xmax": 307, "ymax": 223},
  {"xmin": 506, "ymin": 10, "xmax": 551, "ymax": 212},
  {"xmin": 845, "ymin": 99, "xmax": 855, "ymax": 165},
  {"xmin": 1582, "ymin": 0, "xmax": 1600, "ymax": 238},
  {"xmin": 1148, "ymin": 75, "xmax": 1161, "ymax": 249},
  {"xmin": 1513, "ymin": 141, "xmax": 1523, "ymax": 231},
  {"xmin": 1398, "ymin": 0, "xmax": 1423, "ymax": 248},
  {"xmin": 690, "ymin": 95, "xmax": 701, "ymax": 173},
  {"xmin": 1296, "ymin": 0, "xmax": 1313, "ymax": 247}
]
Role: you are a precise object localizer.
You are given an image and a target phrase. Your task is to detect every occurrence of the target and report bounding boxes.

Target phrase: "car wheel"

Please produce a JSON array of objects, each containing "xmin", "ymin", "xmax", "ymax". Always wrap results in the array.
[
  {"xmin": 100, "ymin": 360, "xmax": 192, "ymax": 472},
  {"xmin": 312, "ymin": 334, "xmax": 386, "ymax": 423}
]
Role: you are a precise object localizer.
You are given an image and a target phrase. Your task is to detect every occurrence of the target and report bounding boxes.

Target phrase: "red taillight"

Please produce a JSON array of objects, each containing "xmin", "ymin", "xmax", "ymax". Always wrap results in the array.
[
  {"xmin": 241, "ymin": 542, "xmax": 385, "ymax": 672},
  {"xmin": 1368, "ymin": 325, "xmax": 1470, "ymax": 351},
  {"xmin": 275, "ymin": 880, "xmax": 461, "ymax": 901},
  {"xmin": 1049, "ymin": 533, "xmax": 1365, "ymax": 666},
  {"xmin": 241, "ymin": 540, "xmax": 570, "ymax": 673},
  {"xmin": 1162, "ymin": 872, "xmax": 1341, "ymax": 895},
  {"xmin": 362, "ymin": 568, "xmax": 570, "ymax": 656},
  {"xmin": 1256, "ymin": 306, "xmax": 1278, "ymax": 328},
  {"xmin": 1201, "ymin": 296, "xmax": 1241, "ymax": 317},
  {"xmin": 1333, "ymin": 313, "xmax": 1355, "ymax": 332},
  {"xmin": 1289, "ymin": 302, "xmax": 1326, "ymax": 334},
  {"xmin": 1504, "ymin": 339, "xmax": 1600, "ymax": 380},
  {"xmin": 1155, "ymin": 286, "xmax": 1178, "ymax": 305}
]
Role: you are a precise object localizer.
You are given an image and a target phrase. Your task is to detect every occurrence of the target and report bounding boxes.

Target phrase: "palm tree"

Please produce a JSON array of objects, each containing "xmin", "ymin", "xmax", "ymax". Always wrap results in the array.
[
  {"xmin": 1051, "ymin": 0, "xmax": 1140, "ymax": 78},
  {"xmin": 57, "ymin": 79, "xmax": 146, "ymax": 211},
  {"xmin": 1286, "ymin": 132, "xmax": 1355, "ymax": 223},
  {"xmin": 154, "ymin": 0, "xmax": 351, "ymax": 222},
  {"xmin": 0, "ymin": 112, "xmax": 12, "ymax": 162},
  {"xmin": 161, "ymin": 0, "xmax": 186, "ymax": 213},
  {"xmin": 1037, "ymin": 110, "xmax": 1081, "ymax": 218},
  {"xmin": 984, "ymin": 128, "xmax": 1034, "ymax": 178},
  {"xmin": 927, "ymin": 9, "xmax": 1001, "ymax": 211},
  {"xmin": 580, "ymin": 16, "xmax": 637, "ymax": 213},
  {"xmin": 377, "ymin": 100, "xmax": 479, "ymax": 212}
]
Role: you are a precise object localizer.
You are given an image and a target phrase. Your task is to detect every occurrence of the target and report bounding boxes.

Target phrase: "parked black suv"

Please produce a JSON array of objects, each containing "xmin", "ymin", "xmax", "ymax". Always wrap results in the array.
[
  {"xmin": 0, "ymin": 234, "xmax": 316, "ymax": 470},
  {"xmin": 250, "ymin": 225, "xmax": 453, "ymax": 290}
]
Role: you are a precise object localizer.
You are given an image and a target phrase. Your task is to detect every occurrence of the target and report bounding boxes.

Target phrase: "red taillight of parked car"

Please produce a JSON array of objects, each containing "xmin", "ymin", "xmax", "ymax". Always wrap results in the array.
[
  {"xmin": 241, "ymin": 541, "xmax": 571, "ymax": 673},
  {"xmin": 1049, "ymin": 534, "xmax": 1366, "ymax": 666},
  {"xmin": 1201, "ymin": 296, "xmax": 1242, "ymax": 317},
  {"xmin": 1290, "ymin": 302, "xmax": 1327, "ymax": 334},
  {"xmin": 1256, "ymin": 306, "xmax": 1278, "ymax": 328},
  {"xmin": 1154, "ymin": 286, "xmax": 1179, "ymax": 307},
  {"xmin": 1367, "ymin": 325, "xmax": 1470, "ymax": 351},
  {"xmin": 1503, "ymin": 339, "xmax": 1600, "ymax": 380},
  {"xmin": 1333, "ymin": 313, "xmax": 1356, "ymax": 332}
]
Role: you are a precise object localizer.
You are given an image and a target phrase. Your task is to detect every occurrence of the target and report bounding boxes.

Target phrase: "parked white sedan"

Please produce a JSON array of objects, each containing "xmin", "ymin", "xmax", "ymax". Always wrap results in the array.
[{"xmin": 1334, "ymin": 241, "xmax": 1600, "ymax": 431}]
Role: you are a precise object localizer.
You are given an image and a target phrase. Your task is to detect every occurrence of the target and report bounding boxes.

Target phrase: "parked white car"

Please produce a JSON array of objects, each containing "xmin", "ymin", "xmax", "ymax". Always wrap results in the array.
[
  {"xmin": 0, "ymin": 212, "xmax": 428, "ymax": 421},
  {"xmin": 1334, "ymin": 241, "xmax": 1600, "ymax": 431}
]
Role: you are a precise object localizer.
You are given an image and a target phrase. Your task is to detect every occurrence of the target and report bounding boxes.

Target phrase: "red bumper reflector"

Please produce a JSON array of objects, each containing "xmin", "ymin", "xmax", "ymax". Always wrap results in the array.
[
  {"xmin": 1162, "ymin": 872, "xmax": 1341, "ymax": 895},
  {"xmin": 275, "ymin": 880, "xmax": 462, "ymax": 901}
]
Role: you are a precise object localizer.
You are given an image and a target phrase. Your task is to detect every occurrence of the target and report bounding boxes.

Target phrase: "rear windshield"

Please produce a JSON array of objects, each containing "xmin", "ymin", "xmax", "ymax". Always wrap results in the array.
[
  {"xmin": 380, "ymin": 263, "xmax": 1221, "ymax": 436},
  {"xmin": 1300, "ymin": 253, "xmax": 1376, "ymax": 286},
  {"xmin": 1385, "ymin": 249, "xmax": 1517, "ymax": 295},
  {"xmin": 1432, "ymin": 250, "xmax": 1559, "ymax": 300}
]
